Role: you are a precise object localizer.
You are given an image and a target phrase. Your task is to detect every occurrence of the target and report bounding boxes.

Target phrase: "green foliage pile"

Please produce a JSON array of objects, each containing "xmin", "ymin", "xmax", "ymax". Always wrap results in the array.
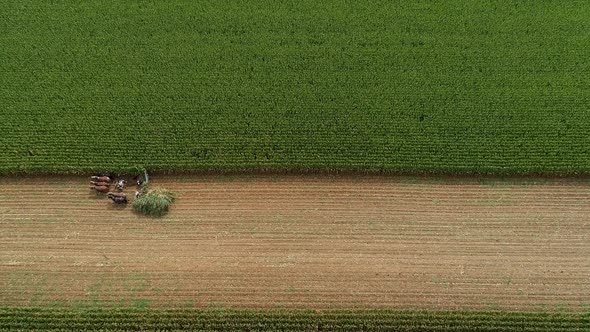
[
  {"xmin": 0, "ymin": 308, "xmax": 588, "ymax": 331},
  {"xmin": 1, "ymin": 1, "xmax": 589, "ymax": 175},
  {"xmin": 133, "ymin": 188, "xmax": 176, "ymax": 217}
]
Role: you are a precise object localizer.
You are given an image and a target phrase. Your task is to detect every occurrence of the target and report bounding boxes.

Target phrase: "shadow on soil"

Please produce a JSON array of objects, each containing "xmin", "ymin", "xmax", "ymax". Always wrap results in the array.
[{"xmin": 105, "ymin": 202, "xmax": 129, "ymax": 211}]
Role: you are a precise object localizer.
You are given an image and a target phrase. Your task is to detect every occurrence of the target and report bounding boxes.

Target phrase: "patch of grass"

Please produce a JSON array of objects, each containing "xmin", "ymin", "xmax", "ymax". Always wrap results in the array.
[
  {"xmin": 182, "ymin": 300, "xmax": 195, "ymax": 309},
  {"xmin": 122, "ymin": 273, "xmax": 151, "ymax": 293},
  {"xmin": 130, "ymin": 299, "xmax": 150, "ymax": 310}
]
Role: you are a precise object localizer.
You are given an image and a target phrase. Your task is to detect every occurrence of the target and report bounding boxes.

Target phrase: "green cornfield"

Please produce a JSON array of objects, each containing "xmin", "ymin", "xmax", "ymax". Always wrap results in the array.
[
  {"xmin": 1, "ymin": 308, "xmax": 589, "ymax": 332},
  {"xmin": 1, "ymin": 0, "xmax": 589, "ymax": 175}
]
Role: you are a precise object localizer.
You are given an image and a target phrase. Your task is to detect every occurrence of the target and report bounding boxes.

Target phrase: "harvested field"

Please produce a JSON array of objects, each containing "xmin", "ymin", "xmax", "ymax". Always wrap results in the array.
[{"xmin": 0, "ymin": 175, "xmax": 589, "ymax": 311}]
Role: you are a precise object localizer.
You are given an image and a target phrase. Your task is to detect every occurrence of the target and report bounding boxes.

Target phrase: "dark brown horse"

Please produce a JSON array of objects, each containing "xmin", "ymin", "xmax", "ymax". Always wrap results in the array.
[
  {"xmin": 90, "ymin": 185, "xmax": 110, "ymax": 193},
  {"xmin": 108, "ymin": 195, "xmax": 128, "ymax": 204},
  {"xmin": 107, "ymin": 192, "xmax": 126, "ymax": 198}
]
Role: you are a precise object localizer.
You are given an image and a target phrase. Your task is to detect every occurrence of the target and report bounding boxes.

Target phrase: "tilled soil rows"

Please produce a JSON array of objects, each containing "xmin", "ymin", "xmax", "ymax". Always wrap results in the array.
[{"xmin": 0, "ymin": 175, "xmax": 589, "ymax": 311}]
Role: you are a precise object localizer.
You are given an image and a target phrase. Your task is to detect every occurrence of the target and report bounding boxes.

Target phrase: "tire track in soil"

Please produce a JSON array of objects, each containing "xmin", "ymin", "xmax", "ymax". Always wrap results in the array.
[{"xmin": 0, "ymin": 175, "xmax": 589, "ymax": 311}]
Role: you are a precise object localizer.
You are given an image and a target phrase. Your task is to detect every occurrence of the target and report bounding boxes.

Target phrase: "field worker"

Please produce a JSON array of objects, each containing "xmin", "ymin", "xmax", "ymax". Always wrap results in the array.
[{"xmin": 116, "ymin": 179, "xmax": 126, "ymax": 190}]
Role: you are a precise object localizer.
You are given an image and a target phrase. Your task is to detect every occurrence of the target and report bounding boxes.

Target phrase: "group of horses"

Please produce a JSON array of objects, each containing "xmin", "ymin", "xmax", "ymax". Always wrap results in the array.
[{"xmin": 89, "ymin": 175, "xmax": 129, "ymax": 204}]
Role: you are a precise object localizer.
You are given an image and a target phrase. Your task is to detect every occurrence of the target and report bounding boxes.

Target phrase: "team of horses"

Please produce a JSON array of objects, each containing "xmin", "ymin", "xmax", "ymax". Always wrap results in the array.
[{"xmin": 89, "ymin": 175, "xmax": 129, "ymax": 204}]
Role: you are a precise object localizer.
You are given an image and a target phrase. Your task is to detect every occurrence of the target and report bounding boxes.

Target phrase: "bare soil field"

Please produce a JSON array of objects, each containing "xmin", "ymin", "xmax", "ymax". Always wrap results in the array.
[{"xmin": 0, "ymin": 175, "xmax": 589, "ymax": 311}]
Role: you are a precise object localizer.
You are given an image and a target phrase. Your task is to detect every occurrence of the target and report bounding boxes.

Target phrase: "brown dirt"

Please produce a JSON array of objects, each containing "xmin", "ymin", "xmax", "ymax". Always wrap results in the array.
[{"xmin": 0, "ymin": 175, "xmax": 589, "ymax": 311}]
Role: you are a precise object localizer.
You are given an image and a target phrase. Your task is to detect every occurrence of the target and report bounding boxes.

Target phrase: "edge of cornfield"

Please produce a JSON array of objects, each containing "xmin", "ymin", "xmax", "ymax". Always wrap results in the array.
[
  {"xmin": 3, "ymin": 166, "xmax": 590, "ymax": 179},
  {"xmin": 1, "ymin": 307, "xmax": 589, "ymax": 331}
]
